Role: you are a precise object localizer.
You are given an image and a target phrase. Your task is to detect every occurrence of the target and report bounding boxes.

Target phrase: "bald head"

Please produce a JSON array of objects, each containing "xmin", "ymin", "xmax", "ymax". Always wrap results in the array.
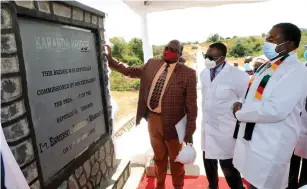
[
  {"xmin": 163, "ymin": 39, "xmax": 183, "ymax": 63},
  {"xmin": 168, "ymin": 40, "xmax": 183, "ymax": 55}
]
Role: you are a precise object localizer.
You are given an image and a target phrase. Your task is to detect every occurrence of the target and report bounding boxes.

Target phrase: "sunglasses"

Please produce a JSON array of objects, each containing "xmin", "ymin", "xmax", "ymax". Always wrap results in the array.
[
  {"xmin": 165, "ymin": 46, "xmax": 179, "ymax": 53},
  {"xmin": 203, "ymin": 54, "xmax": 215, "ymax": 61}
]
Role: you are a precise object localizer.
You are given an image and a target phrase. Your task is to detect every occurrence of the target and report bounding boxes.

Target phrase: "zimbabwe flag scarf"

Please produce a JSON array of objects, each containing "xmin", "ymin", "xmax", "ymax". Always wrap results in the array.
[{"xmin": 233, "ymin": 54, "xmax": 289, "ymax": 141}]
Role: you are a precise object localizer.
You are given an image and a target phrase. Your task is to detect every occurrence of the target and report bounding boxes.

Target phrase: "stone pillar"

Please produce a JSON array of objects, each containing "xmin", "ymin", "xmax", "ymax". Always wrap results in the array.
[
  {"xmin": 1, "ymin": 2, "xmax": 41, "ymax": 189},
  {"xmin": 1, "ymin": 1, "xmax": 130, "ymax": 189}
]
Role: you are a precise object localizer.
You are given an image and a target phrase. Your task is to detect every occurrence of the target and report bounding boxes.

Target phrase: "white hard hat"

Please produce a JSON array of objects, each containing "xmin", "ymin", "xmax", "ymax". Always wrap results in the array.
[{"xmin": 175, "ymin": 143, "xmax": 196, "ymax": 165}]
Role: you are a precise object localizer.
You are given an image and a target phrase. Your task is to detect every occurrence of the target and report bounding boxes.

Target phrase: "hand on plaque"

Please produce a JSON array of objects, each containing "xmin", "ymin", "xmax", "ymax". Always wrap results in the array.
[{"xmin": 102, "ymin": 45, "xmax": 112, "ymax": 61}]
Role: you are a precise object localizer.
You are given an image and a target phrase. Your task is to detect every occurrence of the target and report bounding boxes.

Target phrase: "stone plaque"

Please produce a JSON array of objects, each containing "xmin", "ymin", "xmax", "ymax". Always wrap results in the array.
[{"xmin": 18, "ymin": 18, "xmax": 106, "ymax": 182}]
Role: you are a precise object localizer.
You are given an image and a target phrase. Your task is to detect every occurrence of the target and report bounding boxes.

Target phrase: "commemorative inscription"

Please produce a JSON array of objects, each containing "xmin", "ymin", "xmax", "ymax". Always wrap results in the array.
[{"xmin": 18, "ymin": 18, "xmax": 106, "ymax": 182}]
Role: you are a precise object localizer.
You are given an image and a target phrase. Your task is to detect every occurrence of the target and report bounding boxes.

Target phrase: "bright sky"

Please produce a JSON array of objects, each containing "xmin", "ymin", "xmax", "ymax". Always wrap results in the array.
[{"xmin": 78, "ymin": 0, "xmax": 306, "ymax": 45}]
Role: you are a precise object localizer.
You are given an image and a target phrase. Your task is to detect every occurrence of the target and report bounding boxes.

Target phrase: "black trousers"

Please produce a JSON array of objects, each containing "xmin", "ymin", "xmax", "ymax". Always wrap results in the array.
[
  {"xmin": 287, "ymin": 153, "xmax": 307, "ymax": 189},
  {"xmin": 203, "ymin": 151, "xmax": 244, "ymax": 189}
]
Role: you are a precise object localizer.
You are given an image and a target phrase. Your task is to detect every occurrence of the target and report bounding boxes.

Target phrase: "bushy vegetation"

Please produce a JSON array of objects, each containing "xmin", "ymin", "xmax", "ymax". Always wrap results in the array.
[
  {"xmin": 297, "ymin": 31, "xmax": 307, "ymax": 60},
  {"xmin": 110, "ymin": 31, "xmax": 307, "ymax": 91},
  {"xmin": 205, "ymin": 31, "xmax": 307, "ymax": 60},
  {"xmin": 109, "ymin": 37, "xmax": 142, "ymax": 91}
]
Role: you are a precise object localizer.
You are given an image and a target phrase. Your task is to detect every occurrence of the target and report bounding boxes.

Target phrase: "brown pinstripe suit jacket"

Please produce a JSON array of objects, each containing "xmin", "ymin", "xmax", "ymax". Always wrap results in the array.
[{"xmin": 108, "ymin": 58, "xmax": 197, "ymax": 140}]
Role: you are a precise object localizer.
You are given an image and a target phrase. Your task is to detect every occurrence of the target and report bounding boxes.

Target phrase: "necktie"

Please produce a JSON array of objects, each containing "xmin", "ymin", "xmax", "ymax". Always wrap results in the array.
[
  {"xmin": 210, "ymin": 68, "xmax": 216, "ymax": 81},
  {"xmin": 149, "ymin": 64, "xmax": 169, "ymax": 110}
]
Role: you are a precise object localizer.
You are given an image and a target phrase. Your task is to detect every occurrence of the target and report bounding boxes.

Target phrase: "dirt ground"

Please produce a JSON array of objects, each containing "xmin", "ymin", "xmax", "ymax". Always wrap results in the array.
[{"xmin": 111, "ymin": 91, "xmax": 139, "ymax": 125}]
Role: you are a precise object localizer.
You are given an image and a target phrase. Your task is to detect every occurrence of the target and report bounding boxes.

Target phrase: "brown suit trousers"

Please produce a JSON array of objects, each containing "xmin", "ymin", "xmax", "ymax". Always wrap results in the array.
[{"xmin": 148, "ymin": 112, "xmax": 184, "ymax": 189}]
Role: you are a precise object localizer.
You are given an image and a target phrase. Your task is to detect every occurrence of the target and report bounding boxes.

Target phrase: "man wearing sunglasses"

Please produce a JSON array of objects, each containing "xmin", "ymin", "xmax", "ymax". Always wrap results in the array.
[
  {"xmin": 104, "ymin": 40, "xmax": 197, "ymax": 189},
  {"xmin": 232, "ymin": 23, "xmax": 307, "ymax": 189},
  {"xmin": 200, "ymin": 42, "xmax": 249, "ymax": 189}
]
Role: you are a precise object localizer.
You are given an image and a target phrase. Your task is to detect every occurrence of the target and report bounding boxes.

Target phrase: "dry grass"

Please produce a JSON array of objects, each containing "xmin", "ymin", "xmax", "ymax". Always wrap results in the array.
[{"xmin": 111, "ymin": 91, "xmax": 139, "ymax": 125}]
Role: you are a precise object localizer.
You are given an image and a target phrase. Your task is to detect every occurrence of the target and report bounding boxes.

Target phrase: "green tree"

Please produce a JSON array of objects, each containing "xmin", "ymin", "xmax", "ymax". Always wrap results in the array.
[
  {"xmin": 229, "ymin": 43, "xmax": 250, "ymax": 58},
  {"xmin": 253, "ymin": 43, "xmax": 262, "ymax": 52},
  {"xmin": 123, "ymin": 55, "xmax": 142, "ymax": 66},
  {"xmin": 128, "ymin": 38, "xmax": 144, "ymax": 61},
  {"xmin": 152, "ymin": 45, "xmax": 164, "ymax": 58},
  {"xmin": 250, "ymin": 36, "xmax": 256, "ymax": 42},
  {"xmin": 109, "ymin": 37, "xmax": 145, "ymax": 91},
  {"xmin": 206, "ymin": 33, "xmax": 220, "ymax": 43},
  {"xmin": 109, "ymin": 37, "xmax": 128, "ymax": 62}
]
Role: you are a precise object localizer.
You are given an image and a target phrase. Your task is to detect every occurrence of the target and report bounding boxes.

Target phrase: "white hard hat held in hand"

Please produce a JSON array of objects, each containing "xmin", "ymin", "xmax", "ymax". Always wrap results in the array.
[{"xmin": 175, "ymin": 143, "xmax": 196, "ymax": 165}]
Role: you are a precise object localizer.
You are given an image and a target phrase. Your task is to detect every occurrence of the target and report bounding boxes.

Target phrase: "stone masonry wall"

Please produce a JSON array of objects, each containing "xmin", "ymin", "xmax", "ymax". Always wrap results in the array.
[{"xmin": 1, "ymin": 1, "xmax": 125, "ymax": 189}]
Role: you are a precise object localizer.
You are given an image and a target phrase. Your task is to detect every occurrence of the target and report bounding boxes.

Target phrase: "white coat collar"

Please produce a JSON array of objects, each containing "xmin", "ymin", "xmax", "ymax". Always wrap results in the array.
[{"xmin": 200, "ymin": 62, "xmax": 231, "ymax": 85}]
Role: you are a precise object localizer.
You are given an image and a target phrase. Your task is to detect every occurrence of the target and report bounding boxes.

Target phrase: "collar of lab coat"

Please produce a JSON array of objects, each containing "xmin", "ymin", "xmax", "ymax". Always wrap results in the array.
[
  {"xmin": 201, "ymin": 62, "xmax": 232, "ymax": 86},
  {"xmin": 280, "ymin": 52, "xmax": 299, "ymax": 67}
]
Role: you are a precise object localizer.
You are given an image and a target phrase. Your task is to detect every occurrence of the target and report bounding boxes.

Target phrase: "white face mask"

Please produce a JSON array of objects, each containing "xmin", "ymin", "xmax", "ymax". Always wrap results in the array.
[
  {"xmin": 204, "ymin": 58, "xmax": 216, "ymax": 69},
  {"xmin": 263, "ymin": 41, "xmax": 288, "ymax": 60},
  {"xmin": 204, "ymin": 56, "xmax": 223, "ymax": 69}
]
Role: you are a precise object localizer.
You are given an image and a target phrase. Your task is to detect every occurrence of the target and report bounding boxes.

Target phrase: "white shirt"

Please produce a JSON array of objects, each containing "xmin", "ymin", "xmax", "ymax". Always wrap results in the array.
[
  {"xmin": 1, "ymin": 126, "xmax": 30, "ymax": 189},
  {"xmin": 233, "ymin": 53, "xmax": 307, "ymax": 189},
  {"xmin": 200, "ymin": 62, "xmax": 249, "ymax": 159}
]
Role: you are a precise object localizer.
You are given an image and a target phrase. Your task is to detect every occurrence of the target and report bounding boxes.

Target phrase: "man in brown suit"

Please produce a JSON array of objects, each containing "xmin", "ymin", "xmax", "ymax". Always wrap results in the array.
[{"xmin": 105, "ymin": 40, "xmax": 197, "ymax": 189}]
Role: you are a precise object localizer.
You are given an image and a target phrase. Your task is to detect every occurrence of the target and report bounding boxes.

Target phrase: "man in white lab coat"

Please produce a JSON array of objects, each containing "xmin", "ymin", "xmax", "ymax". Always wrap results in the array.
[
  {"xmin": 1, "ymin": 125, "xmax": 29, "ymax": 189},
  {"xmin": 232, "ymin": 23, "xmax": 307, "ymax": 189},
  {"xmin": 200, "ymin": 42, "xmax": 250, "ymax": 189},
  {"xmin": 288, "ymin": 97, "xmax": 307, "ymax": 189},
  {"xmin": 287, "ymin": 61, "xmax": 307, "ymax": 189}
]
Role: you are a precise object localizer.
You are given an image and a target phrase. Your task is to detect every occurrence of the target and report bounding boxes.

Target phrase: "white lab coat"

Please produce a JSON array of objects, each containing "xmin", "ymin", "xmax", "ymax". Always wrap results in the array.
[
  {"xmin": 1, "ymin": 126, "xmax": 30, "ymax": 189},
  {"xmin": 200, "ymin": 63, "xmax": 249, "ymax": 159},
  {"xmin": 233, "ymin": 54, "xmax": 307, "ymax": 189},
  {"xmin": 295, "ymin": 97, "xmax": 307, "ymax": 159}
]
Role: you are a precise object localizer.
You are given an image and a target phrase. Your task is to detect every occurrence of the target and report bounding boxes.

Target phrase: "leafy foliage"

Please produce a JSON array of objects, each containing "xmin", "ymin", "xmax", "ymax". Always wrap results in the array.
[
  {"xmin": 206, "ymin": 33, "xmax": 221, "ymax": 43},
  {"xmin": 203, "ymin": 31, "xmax": 307, "ymax": 60},
  {"xmin": 152, "ymin": 45, "xmax": 164, "ymax": 59},
  {"xmin": 128, "ymin": 38, "xmax": 144, "ymax": 62},
  {"xmin": 229, "ymin": 43, "xmax": 251, "ymax": 58},
  {"xmin": 204, "ymin": 34, "xmax": 265, "ymax": 58},
  {"xmin": 297, "ymin": 31, "xmax": 307, "ymax": 61},
  {"xmin": 109, "ymin": 37, "xmax": 144, "ymax": 91}
]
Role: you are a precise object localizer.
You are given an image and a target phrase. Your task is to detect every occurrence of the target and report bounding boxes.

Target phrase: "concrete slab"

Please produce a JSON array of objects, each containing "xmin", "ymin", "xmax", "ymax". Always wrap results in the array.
[{"xmin": 123, "ymin": 165, "xmax": 145, "ymax": 189}]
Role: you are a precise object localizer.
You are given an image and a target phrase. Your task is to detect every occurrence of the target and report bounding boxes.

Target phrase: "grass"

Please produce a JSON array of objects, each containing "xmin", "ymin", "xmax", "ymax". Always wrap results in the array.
[{"xmin": 111, "ymin": 91, "xmax": 139, "ymax": 125}]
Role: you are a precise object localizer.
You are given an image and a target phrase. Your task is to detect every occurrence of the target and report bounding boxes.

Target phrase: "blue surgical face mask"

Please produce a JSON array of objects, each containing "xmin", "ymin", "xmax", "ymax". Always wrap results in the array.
[
  {"xmin": 304, "ymin": 50, "xmax": 307, "ymax": 61},
  {"xmin": 263, "ymin": 41, "xmax": 288, "ymax": 60}
]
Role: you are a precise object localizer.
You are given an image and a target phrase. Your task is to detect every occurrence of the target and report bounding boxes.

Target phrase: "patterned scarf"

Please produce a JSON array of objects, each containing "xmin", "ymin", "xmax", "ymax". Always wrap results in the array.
[{"xmin": 233, "ymin": 54, "xmax": 289, "ymax": 140}]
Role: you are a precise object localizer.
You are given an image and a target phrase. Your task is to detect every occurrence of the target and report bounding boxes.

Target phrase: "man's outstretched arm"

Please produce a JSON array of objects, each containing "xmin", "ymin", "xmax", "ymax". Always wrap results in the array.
[{"xmin": 104, "ymin": 45, "xmax": 145, "ymax": 78}]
